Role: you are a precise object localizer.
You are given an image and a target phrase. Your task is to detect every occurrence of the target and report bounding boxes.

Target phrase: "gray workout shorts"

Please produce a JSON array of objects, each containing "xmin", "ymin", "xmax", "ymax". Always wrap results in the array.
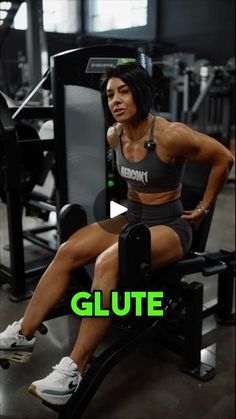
[{"xmin": 124, "ymin": 199, "xmax": 193, "ymax": 256}]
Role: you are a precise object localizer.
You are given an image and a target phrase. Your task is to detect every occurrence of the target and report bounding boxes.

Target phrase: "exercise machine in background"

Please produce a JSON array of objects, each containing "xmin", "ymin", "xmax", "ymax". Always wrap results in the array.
[{"xmin": 0, "ymin": 80, "xmax": 56, "ymax": 301}]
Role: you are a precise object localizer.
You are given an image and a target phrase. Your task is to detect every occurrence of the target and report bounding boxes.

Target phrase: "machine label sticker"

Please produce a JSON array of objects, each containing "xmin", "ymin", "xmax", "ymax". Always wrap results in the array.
[
  {"xmin": 71, "ymin": 290, "xmax": 164, "ymax": 317},
  {"xmin": 85, "ymin": 57, "xmax": 136, "ymax": 73}
]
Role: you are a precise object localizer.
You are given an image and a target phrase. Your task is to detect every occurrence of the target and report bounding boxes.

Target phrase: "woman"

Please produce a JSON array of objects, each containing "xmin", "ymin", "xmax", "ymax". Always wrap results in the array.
[{"xmin": 0, "ymin": 63, "xmax": 233, "ymax": 405}]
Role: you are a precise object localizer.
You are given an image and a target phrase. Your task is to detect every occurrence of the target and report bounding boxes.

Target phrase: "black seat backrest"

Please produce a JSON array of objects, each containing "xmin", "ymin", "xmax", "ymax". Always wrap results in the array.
[{"xmin": 181, "ymin": 161, "xmax": 214, "ymax": 252}]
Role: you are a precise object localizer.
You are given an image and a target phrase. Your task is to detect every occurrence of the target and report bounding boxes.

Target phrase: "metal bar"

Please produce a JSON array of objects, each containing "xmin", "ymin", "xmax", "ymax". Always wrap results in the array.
[
  {"xmin": 217, "ymin": 271, "xmax": 235, "ymax": 320},
  {"xmin": 191, "ymin": 72, "xmax": 215, "ymax": 114},
  {"xmin": 183, "ymin": 71, "xmax": 190, "ymax": 113},
  {"xmin": 18, "ymin": 139, "xmax": 54, "ymax": 151},
  {"xmin": 23, "ymin": 232, "xmax": 56, "ymax": 253},
  {"xmin": 24, "ymin": 224, "xmax": 56, "ymax": 234},
  {"xmin": 25, "ymin": 0, "xmax": 43, "ymax": 102},
  {"xmin": 12, "ymin": 77, "xmax": 48, "ymax": 119},
  {"xmin": 24, "ymin": 264, "xmax": 53, "ymax": 280},
  {"xmin": 0, "ymin": 95, "xmax": 26, "ymax": 298},
  {"xmin": 11, "ymin": 106, "xmax": 53, "ymax": 120},
  {"xmin": 202, "ymin": 304, "xmax": 218, "ymax": 318},
  {"xmin": 183, "ymin": 282, "xmax": 203, "ymax": 369},
  {"xmin": 0, "ymin": 264, "xmax": 11, "ymax": 282},
  {"xmin": 25, "ymin": 199, "xmax": 56, "ymax": 213}
]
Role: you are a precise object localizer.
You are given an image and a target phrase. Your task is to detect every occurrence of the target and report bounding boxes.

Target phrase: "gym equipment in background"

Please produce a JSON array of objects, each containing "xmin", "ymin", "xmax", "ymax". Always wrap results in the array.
[
  {"xmin": 154, "ymin": 53, "xmax": 235, "ymax": 152},
  {"xmin": 175, "ymin": 57, "xmax": 235, "ymax": 146},
  {"xmin": 0, "ymin": 87, "xmax": 55, "ymax": 301}
]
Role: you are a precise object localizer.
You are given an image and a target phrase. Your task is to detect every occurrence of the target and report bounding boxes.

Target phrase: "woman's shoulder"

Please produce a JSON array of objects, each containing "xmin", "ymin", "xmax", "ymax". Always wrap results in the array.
[
  {"xmin": 154, "ymin": 117, "xmax": 193, "ymax": 163},
  {"xmin": 154, "ymin": 116, "xmax": 187, "ymax": 145},
  {"xmin": 107, "ymin": 123, "xmax": 123, "ymax": 149}
]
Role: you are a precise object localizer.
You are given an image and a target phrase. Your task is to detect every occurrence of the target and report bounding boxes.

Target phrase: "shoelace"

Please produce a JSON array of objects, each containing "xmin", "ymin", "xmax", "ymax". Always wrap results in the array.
[
  {"xmin": 49, "ymin": 364, "xmax": 79, "ymax": 383},
  {"xmin": 1, "ymin": 322, "xmax": 19, "ymax": 338}
]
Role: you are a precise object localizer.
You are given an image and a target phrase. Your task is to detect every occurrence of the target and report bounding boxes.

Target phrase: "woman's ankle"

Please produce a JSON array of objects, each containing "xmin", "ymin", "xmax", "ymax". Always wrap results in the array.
[
  {"xmin": 20, "ymin": 321, "xmax": 36, "ymax": 340},
  {"xmin": 70, "ymin": 353, "xmax": 90, "ymax": 375}
]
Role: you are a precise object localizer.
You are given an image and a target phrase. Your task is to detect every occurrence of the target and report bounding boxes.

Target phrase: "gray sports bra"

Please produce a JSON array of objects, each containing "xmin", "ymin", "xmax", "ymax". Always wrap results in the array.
[{"xmin": 115, "ymin": 117, "xmax": 186, "ymax": 193}]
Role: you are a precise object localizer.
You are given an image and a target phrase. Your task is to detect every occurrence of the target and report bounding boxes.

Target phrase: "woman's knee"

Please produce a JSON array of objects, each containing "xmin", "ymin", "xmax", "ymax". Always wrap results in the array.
[
  {"xmin": 55, "ymin": 239, "xmax": 88, "ymax": 269},
  {"xmin": 92, "ymin": 250, "xmax": 119, "ymax": 291}
]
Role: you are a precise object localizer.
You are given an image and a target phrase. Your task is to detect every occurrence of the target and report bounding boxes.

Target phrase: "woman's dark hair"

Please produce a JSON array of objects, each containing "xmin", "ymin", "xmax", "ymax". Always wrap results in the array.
[{"xmin": 100, "ymin": 62, "xmax": 154, "ymax": 126}]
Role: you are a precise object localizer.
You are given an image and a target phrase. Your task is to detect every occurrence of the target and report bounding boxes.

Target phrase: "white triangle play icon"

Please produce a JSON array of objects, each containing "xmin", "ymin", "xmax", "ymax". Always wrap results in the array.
[{"xmin": 110, "ymin": 201, "xmax": 127, "ymax": 218}]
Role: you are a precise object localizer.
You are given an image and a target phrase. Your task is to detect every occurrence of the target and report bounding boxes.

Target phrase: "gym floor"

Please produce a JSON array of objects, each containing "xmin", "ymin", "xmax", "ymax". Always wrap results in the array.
[{"xmin": 0, "ymin": 181, "xmax": 235, "ymax": 419}]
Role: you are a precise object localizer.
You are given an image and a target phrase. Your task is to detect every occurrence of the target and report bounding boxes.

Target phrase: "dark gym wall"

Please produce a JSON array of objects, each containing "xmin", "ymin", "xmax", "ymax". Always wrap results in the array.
[{"xmin": 158, "ymin": 0, "xmax": 235, "ymax": 64}]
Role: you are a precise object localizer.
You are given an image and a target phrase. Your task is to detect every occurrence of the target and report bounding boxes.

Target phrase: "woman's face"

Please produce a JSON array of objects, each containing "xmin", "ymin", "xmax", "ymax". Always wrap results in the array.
[{"xmin": 106, "ymin": 77, "xmax": 138, "ymax": 122}]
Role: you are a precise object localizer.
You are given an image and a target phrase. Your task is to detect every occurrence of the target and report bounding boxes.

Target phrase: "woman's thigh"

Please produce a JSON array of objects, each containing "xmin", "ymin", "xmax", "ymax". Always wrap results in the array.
[
  {"xmin": 65, "ymin": 213, "xmax": 128, "ymax": 265},
  {"xmin": 66, "ymin": 214, "xmax": 184, "ymax": 273},
  {"xmin": 96, "ymin": 224, "xmax": 185, "ymax": 277},
  {"xmin": 150, "ymin": 225, "xmax": 184, "ymax": 269}
]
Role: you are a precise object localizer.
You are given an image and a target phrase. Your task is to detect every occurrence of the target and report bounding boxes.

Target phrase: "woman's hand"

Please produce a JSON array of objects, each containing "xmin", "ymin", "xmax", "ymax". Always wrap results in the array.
[{"xmin": 181, "ymin": 207, "xmax": 207, "ymax": 230}]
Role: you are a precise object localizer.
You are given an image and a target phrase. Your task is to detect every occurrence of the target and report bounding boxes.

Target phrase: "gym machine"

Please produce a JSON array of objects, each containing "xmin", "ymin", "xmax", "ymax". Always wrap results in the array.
[
  {"xmin": 152, "ymin": 52, "xmax": 196, "ymax": 121},
  {"xmin": 40, "ymin": 162, "xmax": 234, "ymax": 419},
  {"xmin": 0, "ymin": 75, "xmax": 56, "ymax": 301},
  {"xmin": 50, "ymin": 44, "xmax": 151, "ymax": 221},
  {"xmin": 154, "ymin": 53, "xmax": 235, "ymax": 147},
  {"xmin": 29, "ymin": 43, "xmax": 151, "ymax": 319},
  {"xmin": 174, "ymin": 58, "xmax": 235, "ymax": 146},
  {"xmin": 0, "ymin": 44, "xmax": 146, "ymax": 300}
]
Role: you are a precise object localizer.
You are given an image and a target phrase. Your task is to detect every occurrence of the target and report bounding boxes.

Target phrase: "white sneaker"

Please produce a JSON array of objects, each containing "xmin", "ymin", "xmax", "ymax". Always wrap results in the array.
[
  {"xmin": 28, "ymin": 356, "xmax": 82, "ymax": 405},
  {"xmin": 0, "ymin": 320, "xmax": 36, "ymax": 363}
]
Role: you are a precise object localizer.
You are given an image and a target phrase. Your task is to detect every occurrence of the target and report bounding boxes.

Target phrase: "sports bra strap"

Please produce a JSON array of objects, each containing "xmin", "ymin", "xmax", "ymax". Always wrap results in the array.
[{"xmin": 149, "ymin": 116, "xmax": 156, "ymax": 141}]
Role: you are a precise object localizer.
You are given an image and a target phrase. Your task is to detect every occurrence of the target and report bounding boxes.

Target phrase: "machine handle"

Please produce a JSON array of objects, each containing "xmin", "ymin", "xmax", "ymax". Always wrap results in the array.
[{"xmin": 202, "ymin": 261, "xmax": 227, "ymax": 276}]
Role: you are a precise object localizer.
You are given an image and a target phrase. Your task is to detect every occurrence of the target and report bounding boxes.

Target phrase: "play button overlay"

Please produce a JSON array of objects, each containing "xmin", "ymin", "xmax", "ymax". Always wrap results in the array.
[
  {"xmin": 110, "ymin": 200, "xmax": 127, "ymax": 218},
  {"xmin": 93, "ymin": 189, "xmax": 128, "ymax": 233}
]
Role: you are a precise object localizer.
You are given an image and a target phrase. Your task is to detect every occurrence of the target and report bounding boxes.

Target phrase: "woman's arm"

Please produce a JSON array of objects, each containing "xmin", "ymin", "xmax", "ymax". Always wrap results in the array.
[
  {"xmin": 106, "ymin": 123, "xmax": 121, "ymax": 149},
  {"xmin": 165, "ymin": 122, "xmax": 234, "ymax": 227}
]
